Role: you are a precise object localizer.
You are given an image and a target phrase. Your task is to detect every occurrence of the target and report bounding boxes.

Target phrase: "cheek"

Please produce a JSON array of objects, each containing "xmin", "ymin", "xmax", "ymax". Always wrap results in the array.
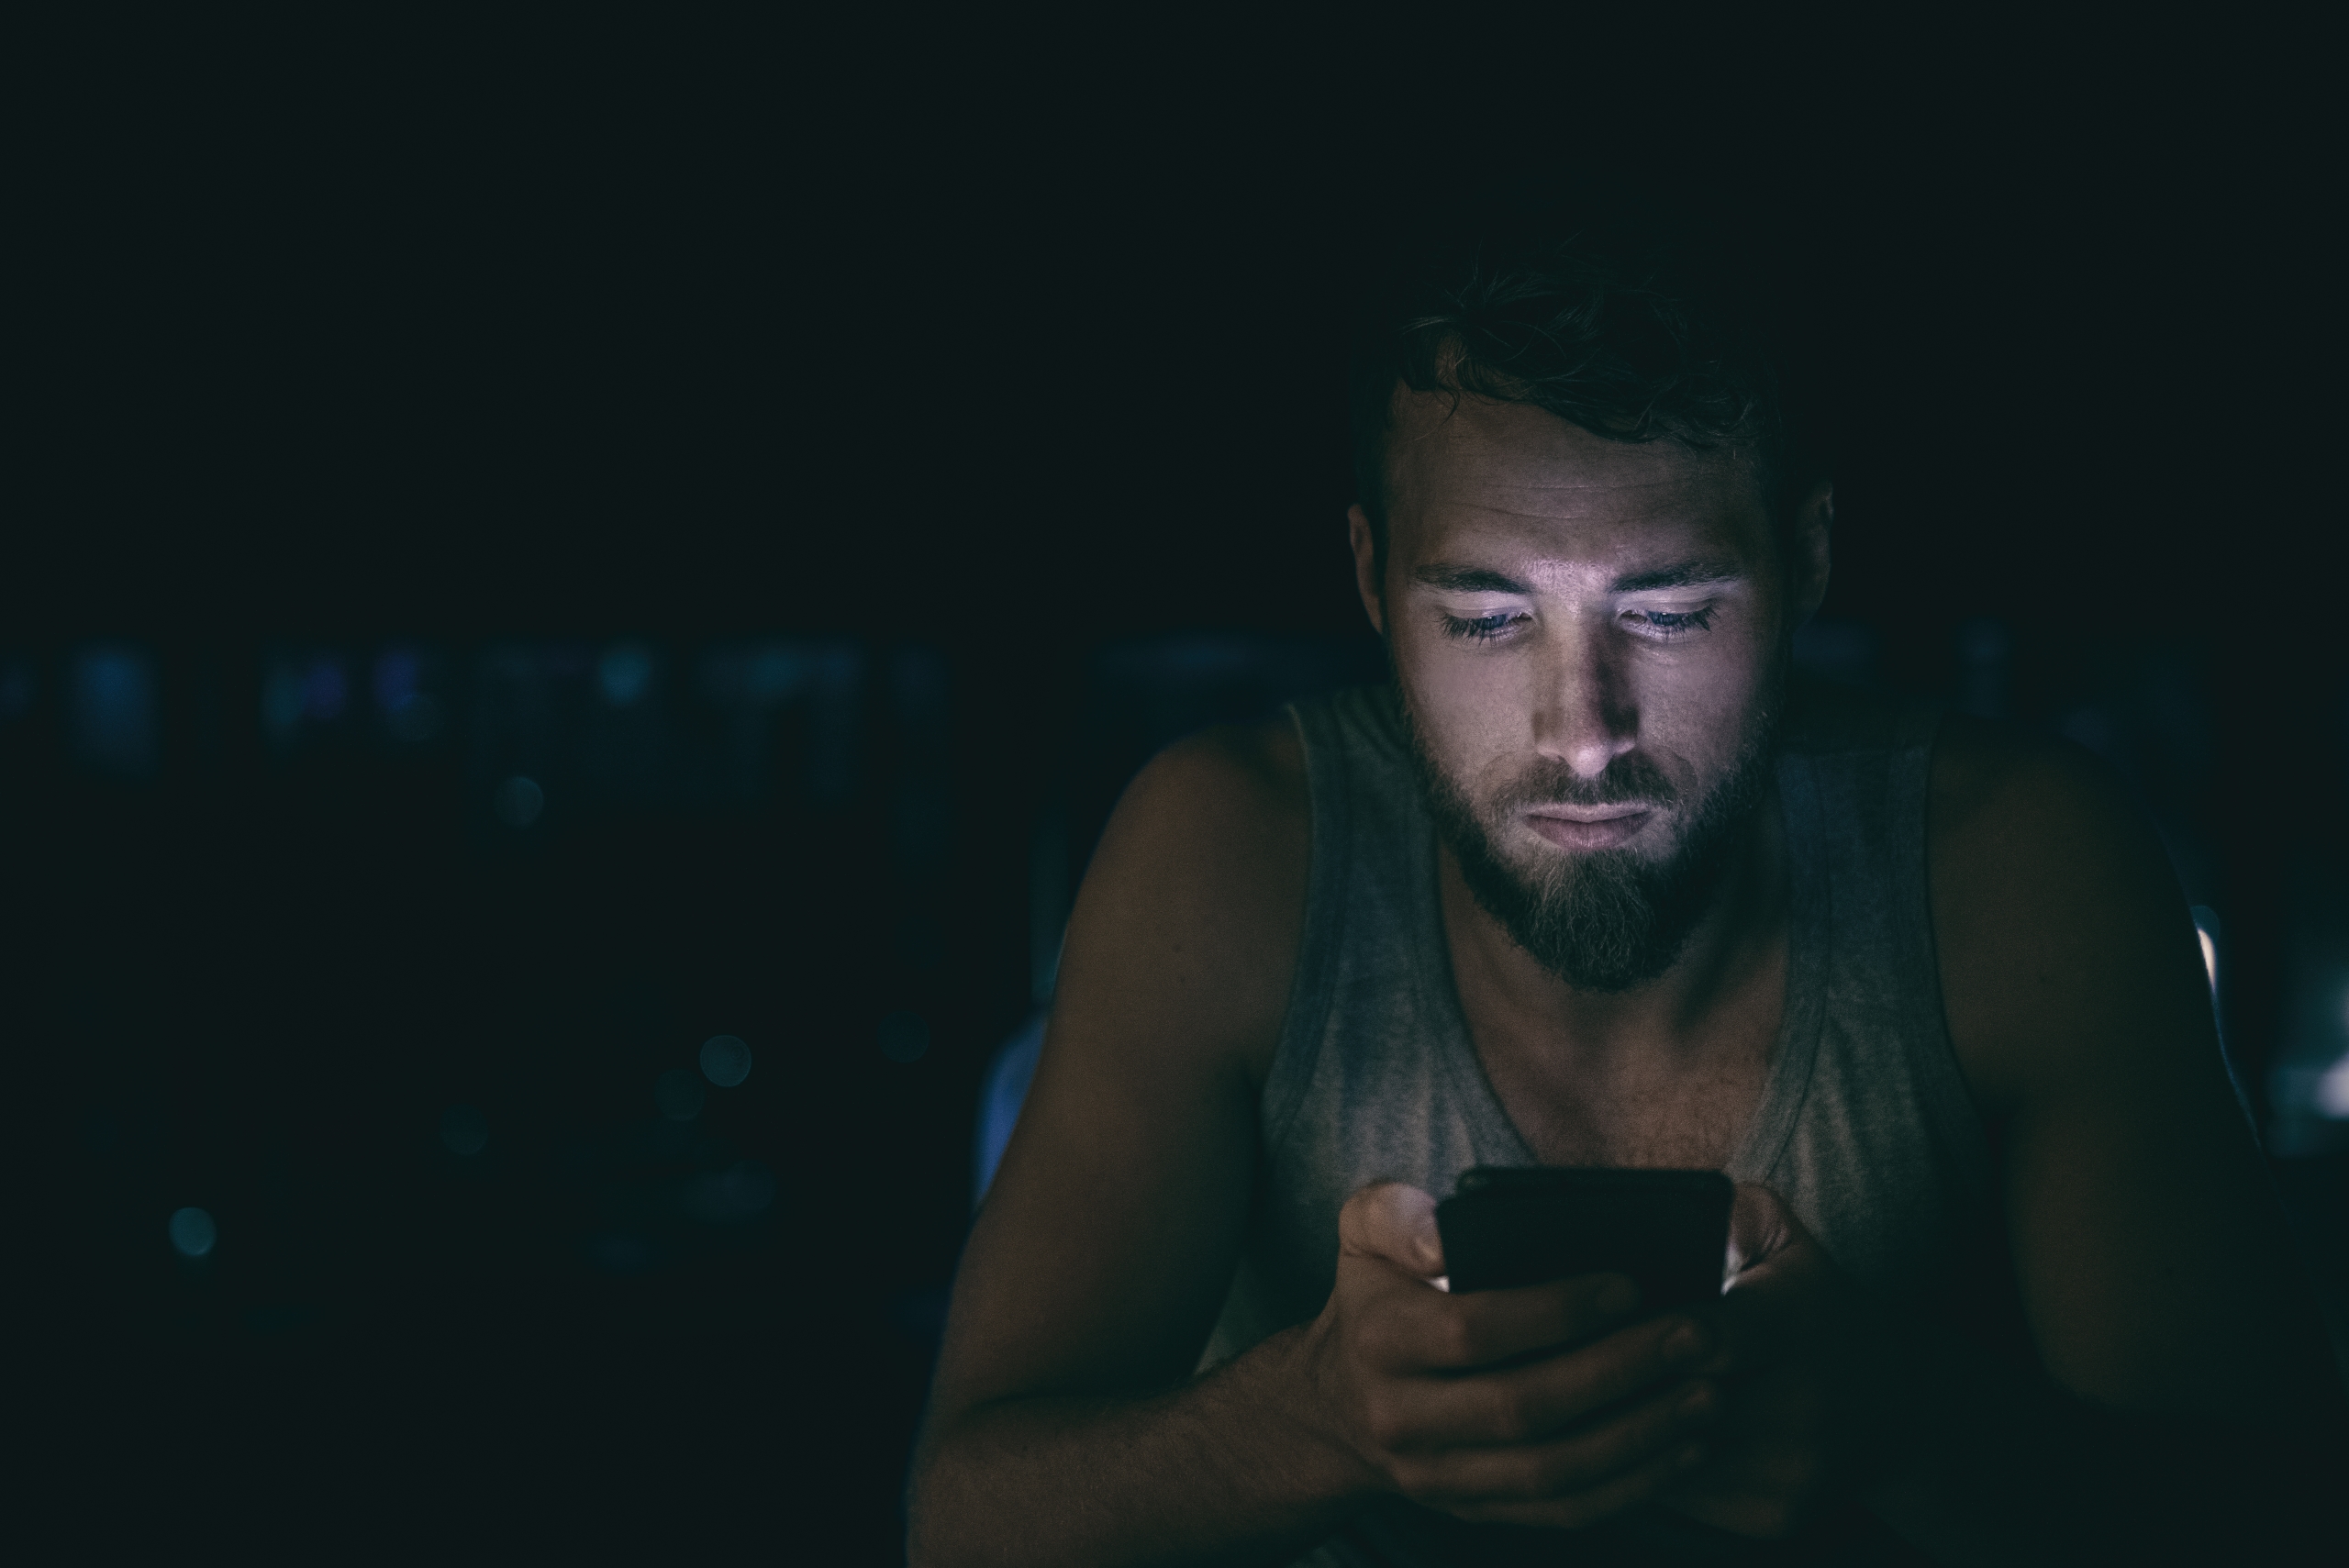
[
  {"xmin": 1393, "ymin": 636, "xmax": 1523, "ymax": 775},
  {"xmin": 1639, "ymin": 635, "xmax": 1776, "ymax": 765}
]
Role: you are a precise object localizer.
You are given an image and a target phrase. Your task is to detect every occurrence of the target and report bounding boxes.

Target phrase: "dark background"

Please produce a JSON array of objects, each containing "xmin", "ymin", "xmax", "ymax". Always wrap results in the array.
[{"xmin": 10, "ymin": 15, "xmax": 2343, "ymax": 1561}]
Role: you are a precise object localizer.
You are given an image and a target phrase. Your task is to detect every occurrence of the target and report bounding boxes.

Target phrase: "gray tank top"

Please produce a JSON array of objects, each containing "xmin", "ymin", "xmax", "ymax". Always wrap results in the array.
[{"xmin": 1203, "ymin": 683, "xmax": 1998, "ymax": 1566}]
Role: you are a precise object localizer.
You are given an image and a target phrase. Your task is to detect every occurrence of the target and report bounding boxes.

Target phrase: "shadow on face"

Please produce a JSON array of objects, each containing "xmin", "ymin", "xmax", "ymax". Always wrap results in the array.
[{"xmin": 1352, "ymin": 389, "xmax": 1820, "ymax": 860}]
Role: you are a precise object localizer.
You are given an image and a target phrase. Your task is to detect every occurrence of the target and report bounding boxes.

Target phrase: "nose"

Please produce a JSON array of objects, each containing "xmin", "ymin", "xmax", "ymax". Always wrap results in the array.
[{"xmin": 1531, "ymin": 619, "xmax": 1637, "ymax": 779}]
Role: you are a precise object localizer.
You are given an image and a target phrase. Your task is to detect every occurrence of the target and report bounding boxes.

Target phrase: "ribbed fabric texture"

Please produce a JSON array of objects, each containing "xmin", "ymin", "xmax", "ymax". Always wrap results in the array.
[{"xmin": 1203, "ymin": 683, "xmax": 1996, "ymax": 1567}]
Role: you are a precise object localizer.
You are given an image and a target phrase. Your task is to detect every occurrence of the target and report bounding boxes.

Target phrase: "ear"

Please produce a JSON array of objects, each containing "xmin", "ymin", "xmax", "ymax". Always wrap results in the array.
[
  {"xmin": 1786, "ymin": 483, "xmax": 1833, "ymax": 628},
  {"xmin": 1347, "ymin": 504, "xmax": 1387, "ymax": 637}
]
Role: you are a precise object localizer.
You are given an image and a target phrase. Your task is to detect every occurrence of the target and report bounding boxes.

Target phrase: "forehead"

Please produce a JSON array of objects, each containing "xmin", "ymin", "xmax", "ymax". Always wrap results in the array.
[{"xmin": 1383, "ymin": 390, "xmax": 1768, "ymax": 572}]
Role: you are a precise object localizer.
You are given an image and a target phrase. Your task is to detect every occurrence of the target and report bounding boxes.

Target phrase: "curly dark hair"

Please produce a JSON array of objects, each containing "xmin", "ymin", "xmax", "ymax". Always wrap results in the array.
[{"xmin": 1348, "ymin": 221, "xmax": 1820, "ymax": 592}]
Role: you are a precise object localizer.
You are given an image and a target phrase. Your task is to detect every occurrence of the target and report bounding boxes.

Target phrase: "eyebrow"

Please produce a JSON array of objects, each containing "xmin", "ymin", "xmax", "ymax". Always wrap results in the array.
[
  {"xmin": 1607, "ymin": 560, "xmax": 1746, "ymax": 593},
  {"xmin": 1409, "ymin": 559, "xmax": 1746, "ymax": 595},
  {"xmin": 1410, "ymin": 563, "xmax": 1530, "ymax": 594}
]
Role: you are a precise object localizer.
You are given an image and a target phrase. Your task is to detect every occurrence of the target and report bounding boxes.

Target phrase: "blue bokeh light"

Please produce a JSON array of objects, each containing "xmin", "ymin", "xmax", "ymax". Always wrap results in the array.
[
  {"xmin": 301, "ymin": 659, "xmax": 348, "ymax": 722},
  {"xmin": 699, "ymin": 1034, "xmax": 752, "ymax": 1087},
  {"xmin": 262, "ymin": 664, "xmax": 305, "ymax": 738},
  {"xmin": 169, "ymin": 1207, "xmax": 217, "ymax": 1259},
  {"xmin": 73, "ymin": 645, "xmax": 158, "ymax": 776},
  {"xmin": 682, "ymin": 1161, "xmax": 775, "ymax": 1224},
  {"xmin": 743, "ymin": 645, "xmax": 803, "ymax": 704},
  {"xmin": 387, "ymin": 694, "xmax": 443, "ymax": 742},
  {"xmin": 373, "ymin": 647, "xmax": 422, "ymax": 712},
  {"xmin": 974, "ymin": 1012, "xmax": 1046, "ymax": 1204},
  {"xmin": 495, "ymin": 775, "xmax": 544, "ymax": 828},
  {"xmin": 597, "ymin": 641, "xmax": 655, "ymax": 708},
  {"xmin": 376, "ymin": 648, "xmax": 443, "ymax": 741},
  {"xmin": 440, "ymin": 1104, "xmax": 488, "ymax": 1155}
]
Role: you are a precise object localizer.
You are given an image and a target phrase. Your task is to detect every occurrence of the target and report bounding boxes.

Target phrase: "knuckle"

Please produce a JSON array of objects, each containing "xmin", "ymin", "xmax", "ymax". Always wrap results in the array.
[
  {"xmin": 1340, "ymin": 1180, "xmax": 1396, "ymax": 1228},
  {"xmin": 1432, "ymin": 1309, "xmax": 1482, "ymax": 1366},
  {"xmin": 1483, "ymin": 1385, "xmax": 1537, "ymax": 1445},
  {"xmin": 1386, "ymin": 1457, "xmax": 1442, "ymax": 1504}
]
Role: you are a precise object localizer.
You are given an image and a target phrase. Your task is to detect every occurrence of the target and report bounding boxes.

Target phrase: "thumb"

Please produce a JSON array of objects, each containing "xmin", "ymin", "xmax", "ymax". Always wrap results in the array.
[
  {"xmin": 1724, "ymin": 1180, "xmax": 1799, "ymax": 1279},
  {"xmin": 1702, "ymin": 1184, "xmax": 1821, "ymax": 1373},
  {"xmin": 1337, "ymin": 1181, "xmax": 1444, "ymax": 1280}
]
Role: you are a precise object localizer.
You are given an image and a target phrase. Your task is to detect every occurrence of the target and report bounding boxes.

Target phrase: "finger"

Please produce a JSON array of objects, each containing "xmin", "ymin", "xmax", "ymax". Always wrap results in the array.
[
  {"xmin": 1337, "ymin": 1182, "xmax": 1443, "ymax": 1278},
  {"xmin": 1438, "ymin": 1429, "xmax": 1710, "ymax": 1531},
  {"xmin": 1380, "ymin": 1312, "xmax": 1714, "ymax": 1443},
  {"xmin": 1395, "ymin": 1374, "xmax": 1714, "ymax": 1503},
  {"xmin": 1350, "ymin": 1270, "xmax": 1648, "ymax": 1374}
]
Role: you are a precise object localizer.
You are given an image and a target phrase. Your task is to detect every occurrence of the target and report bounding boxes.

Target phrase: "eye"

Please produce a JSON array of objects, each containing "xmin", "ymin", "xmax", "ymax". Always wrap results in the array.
[
  {"xmin": 1627, "ymin": 606, "xmax": 1717, "ymax": 639},
  {"xmin": 1442, "ymin": 611, "xmax": 1529, "ymax": 644}
]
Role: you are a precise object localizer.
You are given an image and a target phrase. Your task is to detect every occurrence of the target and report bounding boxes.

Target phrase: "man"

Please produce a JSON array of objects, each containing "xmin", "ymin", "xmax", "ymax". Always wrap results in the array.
[{"xmin": 907, "ymin": 226, "xmax": 2339, "ymax": 1564}]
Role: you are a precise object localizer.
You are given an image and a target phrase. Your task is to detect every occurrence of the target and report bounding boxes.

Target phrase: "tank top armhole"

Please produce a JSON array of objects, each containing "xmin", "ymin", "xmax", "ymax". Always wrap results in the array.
[
  {"xmin": 1257, "ymin": 697, "xmax": 1353, "ymax": 1155},
  {"xmin": 1894, "ymin": 699, "xmax": 1998, "ymax": 1198}
]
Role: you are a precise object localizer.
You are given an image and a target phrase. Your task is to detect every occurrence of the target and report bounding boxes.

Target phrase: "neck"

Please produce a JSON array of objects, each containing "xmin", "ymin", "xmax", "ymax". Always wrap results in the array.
[{"xmin": 1438, "ymin": 784, "xmax": 1791, "ymax": 1068}]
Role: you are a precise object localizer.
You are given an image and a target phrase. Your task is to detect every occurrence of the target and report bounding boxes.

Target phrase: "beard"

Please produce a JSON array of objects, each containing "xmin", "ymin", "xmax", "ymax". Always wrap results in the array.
[{"xmin": 1403, "ymin": 694, "xmax": 1781, "ymax": 994}]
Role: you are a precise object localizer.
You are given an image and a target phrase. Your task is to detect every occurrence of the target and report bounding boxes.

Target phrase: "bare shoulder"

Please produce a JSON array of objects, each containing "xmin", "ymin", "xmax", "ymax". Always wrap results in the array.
[
  {"xmin": 1066, "ymin": 717, "xmax": 1310, "ymax": 1086},
  {"xmin": 1110, "ymin": 716, "xmax": 1308, "ymax": 854},
  {"xmin": 917, "ymin": 718, "xmax": 1310, "ymax": 1424},
  {"xmin": 1925, "ymin": 711, "xmax": 2200, "ymax": 1119},
  {"xmin": 1926, "ymin": 710, "xmax": 2143, "ymax": 873}
]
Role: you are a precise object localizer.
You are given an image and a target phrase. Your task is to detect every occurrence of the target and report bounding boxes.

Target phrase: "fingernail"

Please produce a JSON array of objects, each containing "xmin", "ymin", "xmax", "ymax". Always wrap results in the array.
[
  {"xmin": 1599, "ymin": 1276, "xmax": 1640, "ymax": 1317},
  {"xmin": 1677, "ymin": 1382, "xmax": 1714, "ymax": 1419},
  {"xmin": 1664, "ymin": 1320, "xmax": 1710, "ymax": 1362}
]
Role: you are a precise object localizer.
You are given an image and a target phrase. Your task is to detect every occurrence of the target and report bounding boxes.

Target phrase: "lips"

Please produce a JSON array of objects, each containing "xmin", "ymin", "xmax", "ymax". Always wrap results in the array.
[{"xmin": 1522, "ymin": 805, "xmax": 1655, "ymax": 851}]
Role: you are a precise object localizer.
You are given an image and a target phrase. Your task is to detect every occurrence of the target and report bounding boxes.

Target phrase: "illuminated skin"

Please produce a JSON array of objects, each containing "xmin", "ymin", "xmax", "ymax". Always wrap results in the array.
[
  {"xmin": 906, "ymin": 389, "xmax": 2337, "ymax": 1566},
  {"xmin": 1353, "ymin": 393, "xmax": 1824, "ymax": 1166},
  {"xmin": 1364, "ymin": 391, "xmax": 1802, "ymax": 868}
]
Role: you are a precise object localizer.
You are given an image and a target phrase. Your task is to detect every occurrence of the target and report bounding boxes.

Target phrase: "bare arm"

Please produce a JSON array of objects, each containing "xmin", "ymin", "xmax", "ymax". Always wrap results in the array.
[
  {"xmin": 906, "ymin": 726, "xmax": 1356, "ymax": 1566},
  {"xmin": 908, "ymin": 728, "xmax": 1731, "ymax": 1565},
  {"xmin": 1641, "ymin": 717, "xmax": 2340, "ymax": 1562},
  {"xmin": 1932, "ymin": 716, "xmax": 2333, "ymax": 1407},
  {"xmin": 1877, "ymin": 716, "xmax": 2342, "ymax": 1554}
]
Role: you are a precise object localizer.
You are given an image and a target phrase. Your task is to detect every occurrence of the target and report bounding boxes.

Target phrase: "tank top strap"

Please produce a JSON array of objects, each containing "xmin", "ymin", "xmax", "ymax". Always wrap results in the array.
[
  {"xmin": 1270, "ymin": 685, "xmax": 1529, "ymax": 1167},
  {"xmin": 1260, "ymin": 691, "xmax": 1366, "ymax": 1149}
]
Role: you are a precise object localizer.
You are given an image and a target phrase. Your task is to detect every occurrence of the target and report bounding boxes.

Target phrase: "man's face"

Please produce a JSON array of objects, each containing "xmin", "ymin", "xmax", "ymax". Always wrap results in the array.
[{"xmin": 1352, "ymin": 391, "xmax": 1820, "ymax": 991}]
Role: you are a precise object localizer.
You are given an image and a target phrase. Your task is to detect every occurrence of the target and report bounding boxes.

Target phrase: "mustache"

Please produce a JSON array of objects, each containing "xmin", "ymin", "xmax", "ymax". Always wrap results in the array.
[{"xmin": 1491, "ymin": 753, "xmax": 1681, "ymax": 815}]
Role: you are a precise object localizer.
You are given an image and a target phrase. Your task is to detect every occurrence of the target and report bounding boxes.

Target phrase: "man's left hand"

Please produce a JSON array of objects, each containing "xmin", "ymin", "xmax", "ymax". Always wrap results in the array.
[{"xmin": 1663, "ymin": 1183, "xmax": 1910, "ymax": 1538}]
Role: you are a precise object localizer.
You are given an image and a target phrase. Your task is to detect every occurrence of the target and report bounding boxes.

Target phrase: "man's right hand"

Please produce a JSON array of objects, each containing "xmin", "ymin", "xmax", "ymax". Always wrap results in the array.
[{"xmin": 1297, "ymin": 1181, "xmax": 1724, "ymax": 1530}]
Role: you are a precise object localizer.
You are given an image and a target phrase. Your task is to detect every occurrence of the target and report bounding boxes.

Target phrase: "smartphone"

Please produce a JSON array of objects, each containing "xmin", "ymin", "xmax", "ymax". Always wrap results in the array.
[{"xmin": 1434, "ymin": 1166, "xmax": 1733, "ymax": 1312}]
